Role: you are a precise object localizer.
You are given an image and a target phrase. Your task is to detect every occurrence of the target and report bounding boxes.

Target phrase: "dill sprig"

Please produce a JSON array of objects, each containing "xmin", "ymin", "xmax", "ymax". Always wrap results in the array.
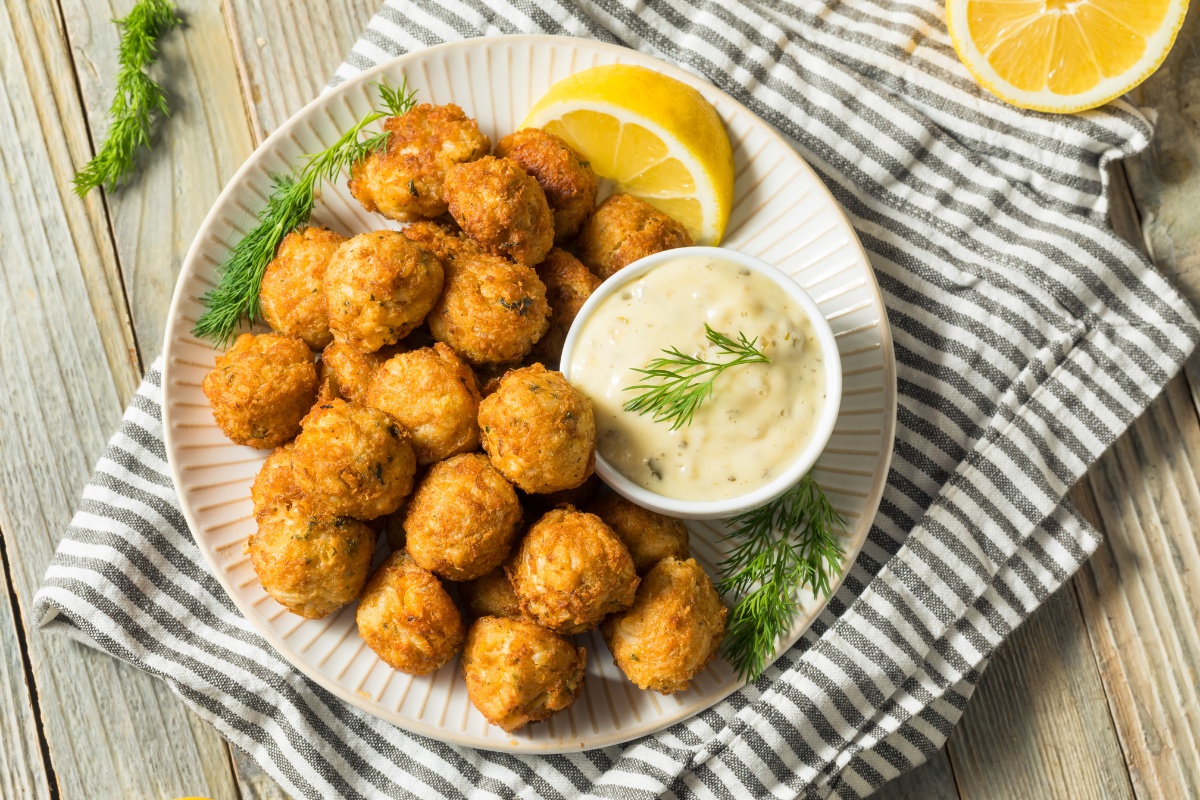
[
  {"xmin": 623, "ymin": 323, "xmax": 770, "ymax": 430},
  {"xmin": 73, "ymin": 0, "xmax": 181, "ymax": 197},
  {"xmin": 717, "ymin": 472, "xmax": 846, "ymax": 682},
  {"xmin": 193, "ymin": 78, "xmax": 417, "ymax": 346}
]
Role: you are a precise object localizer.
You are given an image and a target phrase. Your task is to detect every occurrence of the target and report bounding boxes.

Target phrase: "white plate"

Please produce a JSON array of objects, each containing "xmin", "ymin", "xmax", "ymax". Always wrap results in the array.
[{"xmin": 162, "ymin": 35, "xmax": 896, "ymax": 752}]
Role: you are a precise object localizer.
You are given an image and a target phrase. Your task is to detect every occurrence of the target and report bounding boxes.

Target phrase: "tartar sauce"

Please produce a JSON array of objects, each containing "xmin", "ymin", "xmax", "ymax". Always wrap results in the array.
[{"xmin": 568, "ymin": 255, "xmax": 826, "ymax": 501}]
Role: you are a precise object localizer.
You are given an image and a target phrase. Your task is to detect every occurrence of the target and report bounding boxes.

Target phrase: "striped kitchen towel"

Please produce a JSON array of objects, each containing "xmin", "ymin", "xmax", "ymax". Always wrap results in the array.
[{"xmin": 34, "ymin": 1, "xmax": 1199, "ymax": 798}]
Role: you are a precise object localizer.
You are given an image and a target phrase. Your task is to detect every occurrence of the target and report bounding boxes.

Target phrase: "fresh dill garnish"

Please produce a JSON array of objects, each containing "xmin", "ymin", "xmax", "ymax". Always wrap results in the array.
[
  {"xmin": 73, "ymin": 0, "xmax": 181, "ymax": 196},
  {"xmin": 622, "ymin": 323, "xmax": 770, "ymax": 430},
  {"xmin": 193, "ymin": 77, "xmax": 417, "ymax": 346},
  {"xmin": 717, "ymin": 472, "xmax": 846, "ymax": 682}
]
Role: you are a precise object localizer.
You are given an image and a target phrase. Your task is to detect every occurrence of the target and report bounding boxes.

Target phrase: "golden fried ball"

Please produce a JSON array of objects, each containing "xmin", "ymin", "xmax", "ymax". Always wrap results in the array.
[
  {"xmin": 356, "ymin": 551, "xmax": 465, "ymax": 675},
  {"xmin": 461, "ymin": 616, "xmax": 586, "ymax": 731},
  {"xmin": 530, "ymin": 248, "xmax": 601, "ymax": 364},
  {"xmin": 259, "ymin": 226, "xmax": 345, "ymax": 350},
  {"xmin": 478, "ymin": 364, "xmax": 595, "ymax": 494},
  {"xmin": 403, "ymin": 453, "xmax": 522, "ymax": 581},
  {"xmin": 587, "ymin": 494, "xmax": 689, "ymax": 575},
  {"xmin": 509, "ymin": 507, "xmax": 639, "ymax": 634},
  {"xmin": 494, "ymin": 129, "xmax": 597, "ymax": 243},
  {"xmin": 290, "ymin": 399, "xmax": 416, "ymax": 520},
  {"xmin": 324, "ymin": 231, "xmax": 444, "ymax": 352},
  {"xmin": 601, "ymin": 557, "xmax": 726, "ymax": 694},
  {"xmin": 349, "ymin": 103, "xmax": 490, "ymax": 221},
  {"xmin": 428, "ymin": 253, "xmax": 550, "ymax": 366},
  {"xmin": 202, "ymin": 333, "xmax": 317, "ymax": 449},
  {"xmin": 460, "ymin": 557, "xmax": 522, "ymax": 619},
  {"xmin": 319, "ymin": 340, "xmax": 385, "ymax": 404},
  {"xmin": 444, "ymin": 156, "xmax": 554, "ymax": 267},
  {"xmin": 366, "ymin": 344, "xmax": 481, "ymax": 465},
  {"xmin": 576, "ymin": 193, "xmax": 693, "ymax": 280},
  {"xmin": 402, "ymin": 219, "xmax": 482, "ymax": 264},
  {"xmin": 246, "ymin": 444, "xmax": 375, "ymax": 619}
]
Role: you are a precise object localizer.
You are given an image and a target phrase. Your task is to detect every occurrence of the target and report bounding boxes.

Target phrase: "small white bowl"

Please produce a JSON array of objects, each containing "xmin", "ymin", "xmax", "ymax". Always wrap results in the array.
[{"xmin": 560, "ymin": 246, "xmax": 842, "ymax": 520}]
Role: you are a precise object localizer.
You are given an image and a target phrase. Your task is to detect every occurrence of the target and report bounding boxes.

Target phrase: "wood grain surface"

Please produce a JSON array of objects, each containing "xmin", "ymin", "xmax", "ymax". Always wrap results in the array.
[{"xmin": 0, "ymin": 0, "xmax": 1196, "ymax": 797}]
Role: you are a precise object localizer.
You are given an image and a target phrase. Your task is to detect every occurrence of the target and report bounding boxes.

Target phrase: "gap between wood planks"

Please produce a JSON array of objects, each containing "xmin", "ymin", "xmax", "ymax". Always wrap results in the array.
[
  {"xmin": 0, "ymin": 525, "xmax": 60, "ymax": 800},
  {"xmin": 47, "ymin": 0, "xmax": 146, "ymax": 376}
]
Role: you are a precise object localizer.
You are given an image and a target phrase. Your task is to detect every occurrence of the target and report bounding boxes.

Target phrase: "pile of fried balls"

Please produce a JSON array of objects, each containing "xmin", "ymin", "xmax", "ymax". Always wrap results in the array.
[{"xmin": 202, "ymin": 102, "xmax": 725, "ymax": 732}]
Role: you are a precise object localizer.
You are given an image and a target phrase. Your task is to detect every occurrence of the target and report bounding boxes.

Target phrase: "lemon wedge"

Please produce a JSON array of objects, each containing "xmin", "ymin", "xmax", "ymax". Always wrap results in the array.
[
  {"xmin": 946, "ymin": 0, "xmax": 1189, "ymax": 113},
  {"xmin": 521, "ymin": 65, "xmax": 735, "ymax": 245}
]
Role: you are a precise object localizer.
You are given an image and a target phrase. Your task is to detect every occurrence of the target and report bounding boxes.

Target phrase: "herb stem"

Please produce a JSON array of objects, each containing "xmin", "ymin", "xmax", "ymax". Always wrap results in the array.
[
  {"xmin": 73, "ymin": 0, "xmax": 181, "ymax": 196},
  {"xmin": 623, "ymin": 323, "xmax": 770, "ymax": 430}
]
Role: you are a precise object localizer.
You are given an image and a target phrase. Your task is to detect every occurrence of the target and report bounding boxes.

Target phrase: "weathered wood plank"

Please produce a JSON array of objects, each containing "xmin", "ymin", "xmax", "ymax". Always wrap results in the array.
[
  {"xmin": 0, "ymin": 530, "xmax": 52, "ymax": 800},
  {"xmin": 231, "ymin": 746, "xmax": 297, "ymax": 800},
  {"xmin": 5, "ymin": 0, "xmax": 140, "ymax": 404},
  {"xmin": 223, "ymin": 0, "xmax": 383, "ymax": 142},
  {"xmin": 946, "ymin": 585, "xmax": 1136, "ymax": 800},
  {"xmin": 874, "ymin": 748, "xmax": 961, "ymax": 800},
  {"xmin": 0, "ymin": 1, "xmax": 241, "ymax": 798},
  {"xmin": 1070, "ymin": 373, "xmax": 1200, "ymax": 800},
  {"xmin": 61, "ymin": 0, "xmax": 257, "ymax": 365}
]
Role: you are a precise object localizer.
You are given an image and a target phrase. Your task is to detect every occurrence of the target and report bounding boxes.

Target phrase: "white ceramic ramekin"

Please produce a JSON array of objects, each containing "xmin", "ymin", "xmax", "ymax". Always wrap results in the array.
[{"xmin": 559, "ymin": 246, "xmax": 842, "ymax": 520}]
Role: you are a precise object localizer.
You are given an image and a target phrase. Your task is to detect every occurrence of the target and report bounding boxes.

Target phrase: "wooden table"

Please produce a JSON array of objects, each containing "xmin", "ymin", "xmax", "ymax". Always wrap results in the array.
[{"xmin": 1, "ymin": 2, "xmax": 1197, "ymax": 798}]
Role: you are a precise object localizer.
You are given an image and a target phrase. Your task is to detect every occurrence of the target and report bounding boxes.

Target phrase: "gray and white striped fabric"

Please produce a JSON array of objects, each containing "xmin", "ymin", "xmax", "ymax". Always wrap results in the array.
[{"xmin": 34, "ymin": 1, "xmax": 1199, "ymax": 798}]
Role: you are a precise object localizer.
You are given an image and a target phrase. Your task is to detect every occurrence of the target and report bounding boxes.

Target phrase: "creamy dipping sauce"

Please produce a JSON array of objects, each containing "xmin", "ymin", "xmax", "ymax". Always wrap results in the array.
[{"xmin": 568, "ymin": 256, "xmax": 826, "ymax": 501}]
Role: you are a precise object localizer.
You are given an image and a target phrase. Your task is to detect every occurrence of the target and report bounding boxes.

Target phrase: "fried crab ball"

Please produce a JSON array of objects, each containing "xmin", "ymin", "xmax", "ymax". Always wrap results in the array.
[
  {"xmin": 509, "ymin": 507, "xmax": 639, "ymax": 634},
  {"xmin": 323, "ymin": 231, "xmax": 444, "ymax": 352},
  {"xmin": 290, "ymin": 399, "xmax": 416, "ymax": 520},
  {"xmin": 601, "ymin": 557, "xmax": 726, "ymax": 694},
  {"xmin": 366, "ymin": 344, "xmax": 481, "ymax": 465},
  {"xmin": 587, "ymin": 494, "xmax": 690, "ymax": 575},
  {"xmin": 356, "ymin": 551, "xmax": 465, "ymax": 675},
  {"xmin": 444, "ymin": 156, "xmax": 554, "ymax": 267},
  {"xmin": 576, "ymin": 193, "xmax": 693, "ymax": 280},
  {"xmin": 318, "ymin": 340, "xmax": 385, "ymax": 404},
  {"xmin": 530, "ymin": 248, "xmax": 601, "ymax": 363},
  {"xmin": 247, "ymin": 445, "xmax": 375, "ymax": 619},
  {"xmin": 494, "ymin": 128, "xmax": 597, "ymax": 243},
  {"xmin": 402, "ymin": 219, "xmax": 482, "ymax": 265},
  {"xmin": 202, "ymin": 332, "xmax": 317, "ymax": 449},
  {"xmin": 478, "ymin": 364, "xmax": 595, "ymax": 494},
  {"xmin": 403, "ymin": 454, "xmax": 523, "ymax": 581},
  {"xmin": 259, "ymin": 226, "xmax": 345, "ymax": 349},
  {"xmin": 461, "ymin": 616, "xmax": 586, "ymax": 731},
  {"xmin": 349, "ymin": 103, "xmax": 490, "ymax": 221},
  {"xmin": 460, "ymin": 557, "xmax": 522, "ymax": 619},
  {"xmin": 428, "ymin": 253, "xmax": 550, "ymax": 366}
]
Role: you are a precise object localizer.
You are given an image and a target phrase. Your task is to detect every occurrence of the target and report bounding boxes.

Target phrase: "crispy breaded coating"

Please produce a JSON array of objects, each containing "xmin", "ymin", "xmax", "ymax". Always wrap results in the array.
[
  {"xmin": 349, "ymin": 103, "xmax": 490, "ymax": 221},
  {"xmin": 587, "ymin": 494, "xmax": 689, "ymax": 575},
  {"xmin": 601, "ymin": 557, "xmax": 726, "ymax": 694},
  {"xmin": 428, "ymin": 253, "xmax": 550, "ymax": 366},
  {"xmin": 495, "ymin": 128, "xmax": 597, "ymax": 244},
  {"xmin": 509, "ymin": 507, "xmax": 639, "ymax": 635},
  {"xmin": 357, "ymin": 551, "xmax": 465, "ymax": 675},
  {"xmin": 444, "ymin": 156, "xmax": 554, "ymax": 267},
  {"xmin": 576, "ymin": 193, "xmax": 692, "ymax": 280},
  {"xmin": 478, "ymin": 364, "xmax": 595, "ymax": 494},
  {"xmin": 461, "ymin": 616, "xmax": 586, "ymax": 731},
  {"xmin": 259, "ymin": 226, "xmax": 345, "ymax": 350},
  {"xmin": 247, "ymin": 445, "xmax": 375, "ymax": 619},
  {"xmin": 324, "ymin": 231, "xmax": 444, "ymax": 352},
  {"xmin": 202, "ymin": 332, "xmax": 316, "ymax": 449},
  {"xmin": 366, "ymin": 344, "xmax": 481, "ymax": 465},
  {"xmin": 404, "ymin": 453, "xmax": 522, "ymax": 580},
  {"xmin": 530, "ymin": 248, "xmax": 601, "ymax": 364},
  {"xmin": 290, "ymin": 399, "xmax": 416, "ymax": 520},
  {"xmin": 319, "ymin": 340, "xmax": 385, "ymax": 404},
  {"xmin": 401, "ymin": 219, "xmax": 482, "ymax": 264},
  {"xmin": 460, "ymin": 556, "xmax": 522, "ymax": 619}
]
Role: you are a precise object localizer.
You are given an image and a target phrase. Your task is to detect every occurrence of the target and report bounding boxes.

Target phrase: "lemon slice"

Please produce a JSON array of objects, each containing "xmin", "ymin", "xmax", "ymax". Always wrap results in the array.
[
  {"xmin": 946, "ymin": 0, "xmax": 1189, "ymax": 113},
  {"xmin": 521, "ymin": 65, "xmax": 735, "ymax": 245}
]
